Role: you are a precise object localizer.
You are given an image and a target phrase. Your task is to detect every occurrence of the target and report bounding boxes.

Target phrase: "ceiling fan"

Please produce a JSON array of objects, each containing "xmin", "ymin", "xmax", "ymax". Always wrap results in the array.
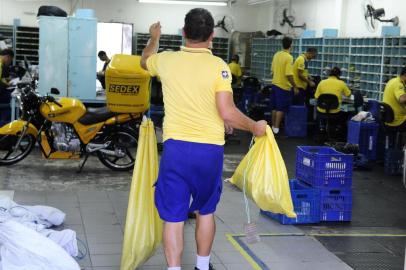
[
  {"xmin": 280, "ymin": 8, "xmax": 306, "ymax": 30},
  {"xmin": 215, "ymin": 16, "xmax": 234, "ymax": 33},
  {"xmin": 363, "ymin": 0, "xmax": 399, "ymax": 32}
]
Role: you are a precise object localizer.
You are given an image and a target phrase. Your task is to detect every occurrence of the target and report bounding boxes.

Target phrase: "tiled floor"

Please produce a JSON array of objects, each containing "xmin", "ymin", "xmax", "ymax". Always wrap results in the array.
[
  {"xmin": 8, "ymin": 183, "xmax": 353, "ymax": 270},
  {"xmin": 1, "ymin": 132, "xmax": 406, "ymax": 269}
]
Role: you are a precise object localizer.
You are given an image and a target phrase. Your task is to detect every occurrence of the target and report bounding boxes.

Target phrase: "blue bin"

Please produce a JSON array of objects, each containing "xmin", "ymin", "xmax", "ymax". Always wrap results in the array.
[
  {"xmin": 296, "ymin": 146, "xmax": 353, "ymax": 188},
  {"xmin": 285, "ymin": 106, "xmax": 307, "ymax": 137},
  {"xmin": 347, "ymin": 121, "xmax": 379, "ymax": 160},
  {"xmin": 261, "ymin": 179, "xmax": 320, "ymax": 224},
  {"xmin": 384, "ymin": 149, "xmax": 403, "ymax": 175},
  {"xmin": 367, "ymin": 100, "xmax": 380, "ymax": 120},
  {"xmin": 320, "ymin": 188, "xmax": 352, "ymax": 222}
]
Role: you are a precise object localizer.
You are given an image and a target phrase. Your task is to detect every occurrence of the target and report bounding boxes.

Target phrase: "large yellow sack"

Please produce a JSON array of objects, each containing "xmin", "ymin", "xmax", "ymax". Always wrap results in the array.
[
  {"xmin": 230, "ymin": 126, "xmax": 296, "ymax": 218},
  {"xmin": 121, "ymin": 118, "xmax": 163, "ymax": 270}
]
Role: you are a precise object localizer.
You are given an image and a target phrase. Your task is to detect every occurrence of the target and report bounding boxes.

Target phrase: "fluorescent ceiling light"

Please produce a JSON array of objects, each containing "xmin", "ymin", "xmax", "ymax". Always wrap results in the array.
[
  {"xmin": 247, "ymin": 0, "xmax": 271, "ymax": 5},
  {"xmin": 139, "ymin": 0, "xmax": 228, "ymax": 6}
]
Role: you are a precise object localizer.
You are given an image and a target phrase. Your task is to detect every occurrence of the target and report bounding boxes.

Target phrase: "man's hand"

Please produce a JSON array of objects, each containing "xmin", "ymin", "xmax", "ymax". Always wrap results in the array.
[
  {"xmin": 149, "ymin": 22, "xmax": 161, "ymax": 41},
  {"xmin": 141, "ymin": 22, "xmax": 162, "ymax": 70},
  {"xmin": 225, "ymin": 123, "xmax": 234, "ymax": 135},
  {"xmin": 252, "ymin": 120, "xmax": 267, "ymax": 137},
  {"xmin": 293, "ymin": 87, "xmax": 299, "ymax": 95},
  {"xmin": 308, "ymin": 80, "xmax": 316, "ymax": 88}
]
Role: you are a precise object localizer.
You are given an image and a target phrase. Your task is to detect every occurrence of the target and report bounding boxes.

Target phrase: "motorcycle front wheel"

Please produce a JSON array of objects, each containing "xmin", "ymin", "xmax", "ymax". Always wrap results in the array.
[
  {"xmin": 97, "ymin": 128, "xmax": 138, "ymax": 171},
  {"xmin": 0, "ymin": 134, "xmax": 35, "ymax": 166}
]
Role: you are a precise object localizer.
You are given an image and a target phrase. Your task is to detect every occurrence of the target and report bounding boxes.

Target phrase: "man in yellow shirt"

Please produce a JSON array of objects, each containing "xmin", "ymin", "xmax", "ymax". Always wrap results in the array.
[
  {"xmin": 382, "ymin": 67, "xmax": 406, "ymax": 128},
  {"xmin": 228, "ymin": 54, "xmax": 242, "ymax": 86},
  {"xmin": 293, "ymin": 47, "xmax": 317, "ymax": 105},
  {"xmin": 0, "ymin": 49, "xmax": 14, "ymax": 124},
  {"xmin": 314, "ymin": 67, "xmax": 351, "ymax": 114},
  {"xmin": 270, "ymin": 37, "xmax": 297, "ymax": 134},
  {"xmin": 141, "ymin": 8, "xmax": 266, "ymax": 270},
  {"xmin": 314, "ymin": 67, "xmax": 351, "ymax": 133},
  {"xmin": 0, "ymin": 49, "xmax": 13, "ymax": 90}
]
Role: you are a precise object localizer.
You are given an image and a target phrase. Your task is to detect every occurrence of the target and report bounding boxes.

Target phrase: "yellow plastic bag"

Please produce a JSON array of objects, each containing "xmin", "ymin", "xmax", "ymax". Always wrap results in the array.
[
  {"xmin": 121, "ymin": 118, "xmax": 163, "ymax": 270},
  {"xmin": 230, "ymin": 126, "xmax": 296, "ymax": 218}
]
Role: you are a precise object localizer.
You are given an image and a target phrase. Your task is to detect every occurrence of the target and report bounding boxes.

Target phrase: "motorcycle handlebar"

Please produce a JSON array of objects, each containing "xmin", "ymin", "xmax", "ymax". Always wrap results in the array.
[
  {"xmin": 46, "ymin": 95, "xmax": 63, "ymax": 107},
  {"xmin": 53, "ymin": 100, "xmax": 63, "ymax": 107}
]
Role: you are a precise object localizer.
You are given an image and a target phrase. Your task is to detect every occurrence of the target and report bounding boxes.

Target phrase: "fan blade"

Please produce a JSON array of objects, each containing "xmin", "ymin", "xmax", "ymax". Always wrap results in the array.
[
  {"xmin": 222, "ymin": 26, "xmax": 229, "ymax": 33},
  {"xmin": 391, "ymin": 16, "xmax": 399, "ymax": 26}
]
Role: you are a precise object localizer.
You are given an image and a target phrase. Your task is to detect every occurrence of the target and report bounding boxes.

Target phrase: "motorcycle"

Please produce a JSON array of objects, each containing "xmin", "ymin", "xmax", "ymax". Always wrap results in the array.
[{"xmin": 0, "ymin": 76, "xmax": 141, "ymax": 171}]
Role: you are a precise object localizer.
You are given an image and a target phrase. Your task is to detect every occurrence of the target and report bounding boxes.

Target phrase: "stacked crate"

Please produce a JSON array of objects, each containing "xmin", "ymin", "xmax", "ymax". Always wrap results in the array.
[
  {"xmin": 285, "ymin": 106, "xmax": 308, "ymax": 138},
  {"xmin": 347, "ymin": 121, "xmax": 379, "ymax": 161},
  {"xmin": 296, "ymin": 146, "xmax": 353, "ymax": 222},
  {"xmin": 262, "ymin": 146, "xmax": 353, "ymax": 224}
]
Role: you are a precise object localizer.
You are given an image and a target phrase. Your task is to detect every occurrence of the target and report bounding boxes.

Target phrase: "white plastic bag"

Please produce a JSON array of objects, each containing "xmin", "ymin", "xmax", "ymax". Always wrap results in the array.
[{"xmin": 0, "ymin": 221, "xmax": 80, "ymax": 270}]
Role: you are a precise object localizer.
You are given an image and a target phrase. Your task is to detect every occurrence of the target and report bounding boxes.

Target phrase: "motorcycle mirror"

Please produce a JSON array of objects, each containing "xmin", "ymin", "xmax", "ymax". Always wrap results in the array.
[{"xmin": 50, "ymin": 88, "xmax": 60, "ymax": 95}]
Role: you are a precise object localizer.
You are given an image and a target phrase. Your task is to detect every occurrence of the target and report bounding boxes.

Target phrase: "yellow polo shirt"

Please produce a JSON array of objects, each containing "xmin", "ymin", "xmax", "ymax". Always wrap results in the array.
[
  {"xmin": 383, "ymin": 76, "xmax": 406, "ymax": 127},
  {"xmin": 293, "ymin": 54, "xmax": 309, "ymax": 90},
  {"xmin": 228, "ymin": 62, "xmax": 242, "ymax": 78},
  {"xmin": 146, "ymin": 46, "xmax": 232, "ymax": 145},
  {"xmin": 314, "ymin": 76, "xmax": 351, "ymax": 113},
  {"xmin": 271, "ymin": 50, "xmax": 293, "ymax": 91},
  {"xmin": 0, "ymin": 62, "xmax": 7, "ymax": 86}
]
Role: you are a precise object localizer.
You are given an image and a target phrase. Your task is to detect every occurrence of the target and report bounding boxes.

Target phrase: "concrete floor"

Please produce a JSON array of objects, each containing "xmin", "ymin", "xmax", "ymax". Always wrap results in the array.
[{"xmin": 0, "ymin": 132, "xmax": 405, "ymax": 270}]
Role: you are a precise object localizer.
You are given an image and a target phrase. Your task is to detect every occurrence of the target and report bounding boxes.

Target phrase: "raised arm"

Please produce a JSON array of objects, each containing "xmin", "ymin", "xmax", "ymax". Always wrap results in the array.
[{"xmin": 141, "ymin": 22, "xmax": 161, "ymax": 70}]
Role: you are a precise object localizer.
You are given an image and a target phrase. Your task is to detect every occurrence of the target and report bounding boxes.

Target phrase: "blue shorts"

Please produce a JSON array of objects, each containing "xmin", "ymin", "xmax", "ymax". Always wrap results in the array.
[
  {"xmin": 155, "ymin": 139, "xmax": 224, "ymax": 222},
  {"xmin": 270, "ymin": 85, "xmax": 293, "ymax": 113}
]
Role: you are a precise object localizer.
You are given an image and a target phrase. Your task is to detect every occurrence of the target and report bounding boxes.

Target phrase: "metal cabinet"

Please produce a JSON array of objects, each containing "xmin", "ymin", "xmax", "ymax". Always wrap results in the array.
[
  {"xmin": 68, "ymin": 17, "xmax": 97, "ymax": 100},
  {"xmin": 38, "ymin": 16, "xmax": 68, "ymax": 97}
]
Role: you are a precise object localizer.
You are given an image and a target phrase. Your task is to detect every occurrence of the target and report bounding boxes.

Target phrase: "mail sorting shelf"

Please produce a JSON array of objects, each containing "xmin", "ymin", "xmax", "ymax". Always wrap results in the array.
[
  {"xmin": 15, "ymin": 26, "xmax": 39, "ymax": 65},
  {"xmin": 251, "ymin": 36, "xmax": 406, "ymax": 99}
]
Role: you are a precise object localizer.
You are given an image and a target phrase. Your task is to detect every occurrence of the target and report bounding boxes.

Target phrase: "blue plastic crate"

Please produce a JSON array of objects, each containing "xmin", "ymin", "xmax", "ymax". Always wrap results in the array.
[
  {"xmin": 296, "ymin": 146, "xmax": 353, "ymax": 188},
  {"xmin": 347, "ymin": 121, "xmax": 379, "ymax": 160},
  {"xmin": 285, "ymin": 106, "xmax": 307, "ymax": 137},
  {"xmin": 320, "ymin": 188, "xmax": 352, "ymax": 221},
  {"xmin": 261, "ymin": 180, "xmax": 320, "ymax": 224},
  {"xmin": 367, "ymin": 100, "xmax": 380, "ymax": 120},
  {"xmin": 384, "ymin": 149, "xmax": 403, "ymax": 175}
]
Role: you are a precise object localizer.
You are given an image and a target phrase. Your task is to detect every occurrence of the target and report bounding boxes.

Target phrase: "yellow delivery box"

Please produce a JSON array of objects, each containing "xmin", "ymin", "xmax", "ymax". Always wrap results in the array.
[{"xmin": 105, "ymin": 54, "xmax": 151, "ymax": 113}]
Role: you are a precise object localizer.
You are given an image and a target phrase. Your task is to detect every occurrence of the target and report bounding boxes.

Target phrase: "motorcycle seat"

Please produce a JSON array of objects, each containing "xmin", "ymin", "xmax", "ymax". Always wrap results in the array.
[{"xmin": 78, "ymin": 107, "xmax": 117, "ymax": 125}]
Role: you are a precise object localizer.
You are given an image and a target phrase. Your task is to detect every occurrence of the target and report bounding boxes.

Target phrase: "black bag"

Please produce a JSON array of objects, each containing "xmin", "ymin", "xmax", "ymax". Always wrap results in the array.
[{"xmin": 37, "ymin": 6, "xmax": 68, "ymax": 17}]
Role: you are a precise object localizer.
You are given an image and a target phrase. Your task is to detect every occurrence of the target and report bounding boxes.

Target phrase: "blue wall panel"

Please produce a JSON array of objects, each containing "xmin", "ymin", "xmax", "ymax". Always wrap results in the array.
[
  {"xmin": 68, "ymin": 17, "xmax": 97, "ymax": 99},
  {"xmin": 38, "ymin": 16, "xmax": 68, "ymax": 97}
]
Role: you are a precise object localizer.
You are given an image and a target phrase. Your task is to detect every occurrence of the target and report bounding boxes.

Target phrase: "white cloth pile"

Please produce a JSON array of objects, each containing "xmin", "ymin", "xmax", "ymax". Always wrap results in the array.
[
  {"xmin": 0, "ymin": 196, "xmax": 80, "ymax": 270},
  {"xmin": 351, "ymin": 111, "xmax": 375, "ymax": 122}
]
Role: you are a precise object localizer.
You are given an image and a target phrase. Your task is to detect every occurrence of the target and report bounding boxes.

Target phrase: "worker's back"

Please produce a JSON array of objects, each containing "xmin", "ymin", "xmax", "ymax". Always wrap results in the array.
[
  {"xmin": 383, "ymin": 76, "xmax": 406, "ymax": 126},
  {"xmin": 271, "ymin": 50, "xmax": 293, "ymax": 91},
  {"xmin": 315, "ymin": 76, "xmax": 351, "ymax": 113},
  {"xmin": 147, "ymin": 47, "xmax": 232, "ymax": 145}
]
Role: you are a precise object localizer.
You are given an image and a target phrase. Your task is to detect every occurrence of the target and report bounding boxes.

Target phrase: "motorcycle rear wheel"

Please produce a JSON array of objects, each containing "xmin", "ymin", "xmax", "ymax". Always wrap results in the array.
[
  {"xmin": 0, "ymin": 134, "xmax": 35, "ymax": 166},
  {"xmin": 97, "ymin": 128, "xmax": 138, "ymax": 171}
]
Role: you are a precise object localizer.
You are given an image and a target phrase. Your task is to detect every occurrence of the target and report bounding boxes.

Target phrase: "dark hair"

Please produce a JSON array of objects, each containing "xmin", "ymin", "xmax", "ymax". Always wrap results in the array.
[
  {"xmin": 0, "ymin": 49, "xmax": 14, "ymax": 57},
  {"xmin": 184, "ymin": 8, "xmax": 214, "ymax": 42},
  {"xmin": 282, "ymin": 36, "xmax": 293, "ymax": 49},
  {"xmin": 98, "ymin": 50, "xmax": 107, "ymax": 57},
  {"xmin": 307, "ymin": 47, "xmax": 317, "ymax": 54},
  {"xmin": 400, "ymin": 66, "xmax": 406, "ymax": 76},
  {"xmin": 330, "ymin": 67, "xmax": 342, "ymax": 78},
  {"xmin": 232, "ymin": 55, "xmax": 239, "ymax": 63}
]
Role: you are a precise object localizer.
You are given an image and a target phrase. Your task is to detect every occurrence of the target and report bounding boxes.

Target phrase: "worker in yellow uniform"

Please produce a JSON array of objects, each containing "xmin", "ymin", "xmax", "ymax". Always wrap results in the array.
[
  {"xmin": 141, "ymin": 8, "xmax": 267, "ymax": 270},
  {"xmin": 292, "ymin": 47, "xmax": 317, "ymax": 105},
  {"xmin": 228, "ymin": 54, "xmax": 242, "ymax": 86},
  {"xmin": 382, "ymin": 67, "xmax": 406, "ymax": 129},
  {"xmin": 0, "ymin": 49, "xmax": 14, "ymax": 124},
  {"xmin": 314, "ymin": 67, "xmax": 351, "ymax": 132},
  {"xmin": 270, "ymin": 36, "xmax": 297, "ymax": 135}
]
